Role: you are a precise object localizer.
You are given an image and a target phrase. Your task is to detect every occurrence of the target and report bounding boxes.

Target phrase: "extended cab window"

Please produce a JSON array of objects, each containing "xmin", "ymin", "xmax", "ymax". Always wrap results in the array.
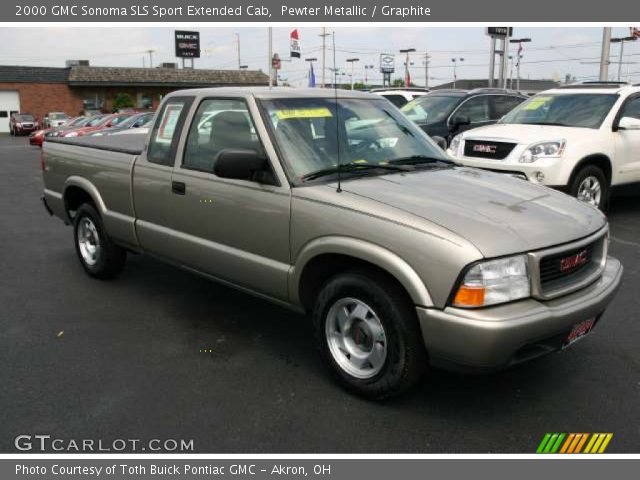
[
  {"xmin": 148, "ymin": 97, "xmax": 193, "ymax": 167},
  {"xmin": 182, "ymin": 99, "xmax": 261, "ymax": 173}
]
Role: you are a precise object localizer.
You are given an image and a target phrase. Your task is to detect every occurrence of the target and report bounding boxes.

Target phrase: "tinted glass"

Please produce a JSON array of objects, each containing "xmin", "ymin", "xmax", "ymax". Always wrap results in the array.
[
  {"xmin": 453, "ymin": 96, "xmax": 491, "ymax": 123},
  {"xmin": 401, "ymin": 95, "xmax": 461, "ymax": 125},
  {"xmin": 492, "ymin": 95, "xmax": 525, "ymax": 118},
  {"xmin": 501, "ymin": 93, "xmax": 618, "ymax": 128},
  {"xmin": 382, "ymin": 95, "xmax": 408, "ymax": 108},
  {"xmin": 15, "ymin": 115, "xmax": 35, "ymax": 122},
  {"xmin": 148, "ymin": 97, "xmax": 193, "ymax": 167}
]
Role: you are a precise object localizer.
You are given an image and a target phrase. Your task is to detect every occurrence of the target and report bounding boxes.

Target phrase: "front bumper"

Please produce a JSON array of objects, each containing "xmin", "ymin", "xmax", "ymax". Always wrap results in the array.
[{"xmin": 417, "ymin": 256, "xmax": 622, "ymax": 371}]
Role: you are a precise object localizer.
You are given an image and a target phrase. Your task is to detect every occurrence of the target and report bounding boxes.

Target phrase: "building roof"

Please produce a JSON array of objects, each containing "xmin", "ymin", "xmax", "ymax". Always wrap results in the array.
[
  {"xmin": 67, "ymin": 66, "xmax": 269, "ymax": 87},
  {"xmin": 433, "ymin": 78, "xmax": 561, "ymax": 92},
  {"xmin": 0, "ymin": 66, "xmax": 69, "ymax": 84}
]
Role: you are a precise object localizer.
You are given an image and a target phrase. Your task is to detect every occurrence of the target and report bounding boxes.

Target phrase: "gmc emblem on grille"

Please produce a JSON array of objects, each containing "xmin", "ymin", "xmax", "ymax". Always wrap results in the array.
[
  {"xmin": 473, "ymin": 144, "xmax": 497, "ymax": 154},
  {"xmin": 560, "ymin": 249, "xmax": 589, "ymax": 272}
]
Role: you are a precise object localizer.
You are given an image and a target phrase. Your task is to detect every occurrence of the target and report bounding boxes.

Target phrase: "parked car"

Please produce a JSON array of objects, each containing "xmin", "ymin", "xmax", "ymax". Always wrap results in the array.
[
  {"xmin": 41, "ymin": 88, "xmax": 622, "ymax": 399},
  {"xmin": 43, "ymin": 112, "xmax": 70, "ymax": 129},
  {"xmin": 110, "ymin": 118, "xmax": 155, "ymax": 136},
  {"xmin": 446, "ymin": 82, "xmax": 640, "ymax": 210},
  {"xmin": 370, "ymin": 87, "xmax": 429, "ymax": 108},
  {"xmin": 61, "ymin": 113, "xmax": 133, "ymax": 137},
  {"xmin": 9, "ymin": 113, "xmax": 39, "ymax": 135},
  {"xmin": 30, "ymin": 117, "xmax": 90, "ymax": 147},
  {"xmin": 89, "ymin": 112, "xmax": 155, "ymax": 136},
  {"xmin": 401, "ymin": 88, "xmax": 527, "ymax": 146}
]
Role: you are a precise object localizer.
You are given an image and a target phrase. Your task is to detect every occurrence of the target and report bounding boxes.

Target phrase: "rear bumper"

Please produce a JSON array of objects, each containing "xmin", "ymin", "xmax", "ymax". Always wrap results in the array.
[{"xmin": 417, "ymin": 256, "xmax": 622, "ymax": 371}]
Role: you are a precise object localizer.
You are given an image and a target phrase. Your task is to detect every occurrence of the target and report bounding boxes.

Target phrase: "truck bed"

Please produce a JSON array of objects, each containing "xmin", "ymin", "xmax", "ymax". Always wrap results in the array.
[{"xmin": 45, "ymin": 134, "xmax": 146, "ymax": 155}]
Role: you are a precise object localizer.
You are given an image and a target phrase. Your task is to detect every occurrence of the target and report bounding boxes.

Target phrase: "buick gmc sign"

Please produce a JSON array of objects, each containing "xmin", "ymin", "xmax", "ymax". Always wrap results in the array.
[{"xmin": 175, "ymin": 30, "xmax": 200, "ymax": 58}]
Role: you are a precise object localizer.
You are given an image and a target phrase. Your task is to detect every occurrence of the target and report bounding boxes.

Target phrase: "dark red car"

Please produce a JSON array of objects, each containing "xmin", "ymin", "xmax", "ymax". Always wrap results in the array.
[
  {"xmin": 61, "ymin": 113, "xmax": 134, "ymax": 137},
  {"xmin": 10, "ymin": 113, "xmax": 39, "ymax": 135},
  {"xmin": 29, "ymin": 116, "xmax": 89, "ymax": 147}
]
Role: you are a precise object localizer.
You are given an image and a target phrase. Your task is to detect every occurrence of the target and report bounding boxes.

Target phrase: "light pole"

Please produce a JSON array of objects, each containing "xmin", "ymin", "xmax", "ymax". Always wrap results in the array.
[
  {"xmin": 346, "ymin": 58, "xmax": 359, "ymax": 90},
  {"xmin": 509, "ymin": 37, "xmax": 531, "ymax": 91},
  {"xmin": 451, "ymin": 58, "xmax": 464, "ymax": 88},
  {"xmin": 600, "ymin": 27, "xmax": 612, "ymax": 81},
  {"xmin": 611, "ymin": 36, "xmax": 637, "ymax": 81},
  {"xmin": 400, "ymin": 48, "xmax": 416, "ymax": 87},
  {"xmin": 364, "ymin": 65, "xmax": 374, "ymax": 86}
]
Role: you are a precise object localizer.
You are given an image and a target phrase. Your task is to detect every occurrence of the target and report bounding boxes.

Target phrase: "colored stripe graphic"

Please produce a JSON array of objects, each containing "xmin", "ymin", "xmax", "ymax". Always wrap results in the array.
[{"xmin": 538, "ymin": 433, "xmax": 613, "ymax": 453}]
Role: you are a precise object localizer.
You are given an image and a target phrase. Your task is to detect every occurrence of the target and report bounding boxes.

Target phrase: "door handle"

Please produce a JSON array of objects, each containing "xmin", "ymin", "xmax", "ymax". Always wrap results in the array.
[{"xmin": 171, "ymin": 181, "xmax": 186, "ymax": 195}]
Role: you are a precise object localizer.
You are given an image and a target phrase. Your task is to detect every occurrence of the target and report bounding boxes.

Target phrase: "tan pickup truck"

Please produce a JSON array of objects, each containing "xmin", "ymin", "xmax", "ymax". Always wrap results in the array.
[{"xmin": 41, "ymin": 88, "xmax": 622, "ymax": 398}]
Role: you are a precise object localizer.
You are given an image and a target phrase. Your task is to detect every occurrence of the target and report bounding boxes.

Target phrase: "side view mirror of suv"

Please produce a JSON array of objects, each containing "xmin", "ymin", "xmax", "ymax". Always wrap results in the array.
[{"xmin": 449, "ymin": 115, "xmax": 471, "ymax": 133}]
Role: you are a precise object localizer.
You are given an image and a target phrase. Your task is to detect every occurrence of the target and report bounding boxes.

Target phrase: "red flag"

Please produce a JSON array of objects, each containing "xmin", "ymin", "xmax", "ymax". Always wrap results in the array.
[
  {"xmin": 290, "ymin": 29, "xmax": 301, "ymax": 58},
  {"xmin": 632, "ymin": 27, "xmax": 640, "ymax": 39}
]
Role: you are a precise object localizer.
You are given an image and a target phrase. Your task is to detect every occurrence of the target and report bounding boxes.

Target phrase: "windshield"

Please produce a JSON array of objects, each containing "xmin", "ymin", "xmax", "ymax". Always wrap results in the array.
[
  {"xmin": 15, "ymin": 115, "xmax": 35, "ymax": 122},
  {"xmin": 50, "ymin": 113, "xmax": 68, "ymax": 120},
  {"xmin": 500, "ymin": 93, "xmax": 619, "ymax": 128},
  {"xmin": 401, "ymin": 95, "xmax": 462, "ymax": 125},
  {"xmin": 86, "ymin": 116, "xmax": 106, "ymax": 127},
  {"xmin": 260, "ymin": 97, "xmax": 449, "ymax": 182}
]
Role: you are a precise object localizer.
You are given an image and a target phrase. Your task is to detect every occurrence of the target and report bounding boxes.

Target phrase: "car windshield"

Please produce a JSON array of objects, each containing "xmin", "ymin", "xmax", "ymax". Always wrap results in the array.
[
  {"xmin": 500, "ymin": 93, "xmax": 619, "ymax": 128},
  {"xmin": 15, "ymin": 115, "xmax": 35, "ymax": 122},
  {"xmin": 260, "ymin": 97, "xmax": 450, "ymax": 182},
  {"xmin": 86, "ymin": 116, "xmax": 106, "ymax": 127},
  {"xmin": 66, "ymin": 117, "xmax": 87, "ymax": 127},
  {"xmin": 401, "ymin": 95, "xmax": 462, "ymax": 125},
  {"xmin": 50, "ymin": 113, "xmax": 68, "ymax": 120}
]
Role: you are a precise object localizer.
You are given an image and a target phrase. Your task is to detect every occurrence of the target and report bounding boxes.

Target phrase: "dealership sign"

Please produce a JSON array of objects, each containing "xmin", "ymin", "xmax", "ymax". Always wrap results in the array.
[
  {"xmin": 486, "ymin": 27, "xmax": 513, "ymax": 37},
  {"xmin": 175, "ymin": 30, "xmax": 200, "ymax": 58},
  {"xmin": 379, "ymin": 54, "xmax": 395, "ymax": 73}
]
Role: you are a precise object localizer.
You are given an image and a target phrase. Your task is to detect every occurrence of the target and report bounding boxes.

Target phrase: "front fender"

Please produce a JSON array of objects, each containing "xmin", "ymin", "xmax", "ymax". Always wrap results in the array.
[{"xmin": 289, "ymin": 236, "xmax": 433, "ymax": 308}]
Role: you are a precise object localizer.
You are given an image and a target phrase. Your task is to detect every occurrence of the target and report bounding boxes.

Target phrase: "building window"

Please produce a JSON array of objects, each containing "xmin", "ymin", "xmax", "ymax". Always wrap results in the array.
[
  {"xmin": 82, "ymin": 91, "xmax": 105, "ymax": 112},
  {"xmin": 137, "ymin": 92, "xmax": 153, "ymax": 110}
]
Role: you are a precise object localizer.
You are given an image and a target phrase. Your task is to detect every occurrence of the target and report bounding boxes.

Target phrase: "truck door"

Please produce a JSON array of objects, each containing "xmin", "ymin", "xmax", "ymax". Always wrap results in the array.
[
  {"xmin": 132, "ymin": 96, "xmax": 194, "ymax": 259},
  {"xmin": 614, "ymin": 94, "xmax": 640, "ymax": 183},
  {"xmin": 166, "ymin": 97, "xmax": 291, "ymax": 302}
]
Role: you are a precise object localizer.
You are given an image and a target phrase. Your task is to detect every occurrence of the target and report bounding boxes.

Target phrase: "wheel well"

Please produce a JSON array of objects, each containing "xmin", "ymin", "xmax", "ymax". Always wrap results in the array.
[
  {"xmin": 64, "ymin": 186, "xmax": 94, "ymax": 219},
  {"xmin": 571, "ymin": 154, "xmax": 612, "ymax": 186},
  {"xmin": 297, "ymin": 253, "xmax": 414, "ymax": 313}
]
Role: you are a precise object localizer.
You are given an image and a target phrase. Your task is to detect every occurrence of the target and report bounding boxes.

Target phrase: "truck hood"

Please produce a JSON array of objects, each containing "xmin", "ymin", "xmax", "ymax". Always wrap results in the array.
[
  {"xmin": 460, "ymin": 123, "xmax": 600, "ymax": 144},
  {"xmin": 332, "ymin": 167, "xmax": 606, "ymax": 258}
]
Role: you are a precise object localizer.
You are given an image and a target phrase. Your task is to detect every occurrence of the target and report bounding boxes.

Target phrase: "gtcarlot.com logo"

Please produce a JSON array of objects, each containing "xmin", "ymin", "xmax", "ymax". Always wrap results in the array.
[
  {"xmin": 14, "ymin": 435, "xmax": 194, "ymax": 452},
  {"xmin": 536, "ymin": 433, "xmax": 613, "ymax": 454}
]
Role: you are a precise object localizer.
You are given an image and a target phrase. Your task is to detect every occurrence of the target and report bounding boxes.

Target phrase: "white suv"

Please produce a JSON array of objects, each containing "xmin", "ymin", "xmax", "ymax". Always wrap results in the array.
[
  {"xmin": 370, "ymin": 88, "xmax": 428, "ymax": 108},
  {"xmin": 446, "ymin": 82, "xmax": 640, "ymax": 210}
]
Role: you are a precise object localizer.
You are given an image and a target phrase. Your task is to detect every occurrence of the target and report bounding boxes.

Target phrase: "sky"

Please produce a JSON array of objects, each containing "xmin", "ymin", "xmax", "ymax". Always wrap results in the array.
[{"xmin": 1, "ymin": 26, "xmax": 639, "ymax": 87}]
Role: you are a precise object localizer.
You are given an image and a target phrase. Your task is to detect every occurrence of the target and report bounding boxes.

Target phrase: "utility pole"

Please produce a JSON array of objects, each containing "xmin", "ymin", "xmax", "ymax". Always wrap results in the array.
[
  {"xmin": 236, "ymin": 33, "xmax": 241, "ymax": 70},
  {"xmin": 268, "ymin": 27, "xmax": 273, "ymax": 88},
  {"xmin": 499, "ymin": 32, "xmax": 510, "ymax": 88},
  {"xmin": 400, "ymin": 48, "xmax": 416, "ymax": 87},
  {"xmin": 509, "ymin": 38, "xmax": 531, "ymax": 91},
  {"xmin": 599, "ymin": 27, "xmax": 612, "ymax": 81},
  {"xmin": 451, "ymin": 58, "xmax": 464, "ymax": 88},
  {"xmin": 346, "ymin": 58, "xmax": 359, "ymax": 90},
  {"xmin": 488, "ymin": 37, "xmax": 496, "ymax": 87},
  {"xmin": 320, "ymin": 28, "xmax": 330, "ymax": 88},
  {"xmin": 147, "ymin": 50, "xmax": 154, "ymax": 69},
  {"xmin": 611, "ymin": 35, "xmax": 637, "ymax": 81},
  {"xmin": 424, "ymin": 51, "xmax": 430, "ymax": 89}
]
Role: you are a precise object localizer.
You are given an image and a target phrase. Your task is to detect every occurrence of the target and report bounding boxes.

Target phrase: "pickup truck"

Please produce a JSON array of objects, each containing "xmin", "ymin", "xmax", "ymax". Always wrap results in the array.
[{"xmin": 42, "ymin": 87, "xmax": 623, "ymax": 399}]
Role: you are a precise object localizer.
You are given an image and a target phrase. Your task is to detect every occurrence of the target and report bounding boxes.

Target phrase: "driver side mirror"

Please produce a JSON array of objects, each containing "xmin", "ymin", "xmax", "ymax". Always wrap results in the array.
[
  {"xmin": 617, "ymin": 116, "xmax": 640, "ymax": 131},
  {"xmin": 449, "ymin": 115, "xmax": 471, "ymax": 132},
  {"xmin": 214, "ymin": 149, "xmax": 276, "ymax": 185}
]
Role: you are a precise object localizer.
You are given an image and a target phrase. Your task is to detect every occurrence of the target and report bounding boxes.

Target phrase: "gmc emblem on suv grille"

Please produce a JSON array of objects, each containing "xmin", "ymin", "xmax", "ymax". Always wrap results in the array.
[
  {"xmin": 560, "ymin": 249, "xmax": 589, "ymax": 273},
  {"xmin": 472, "ymin": 144, "xmax": 497, "ymax": 154}
]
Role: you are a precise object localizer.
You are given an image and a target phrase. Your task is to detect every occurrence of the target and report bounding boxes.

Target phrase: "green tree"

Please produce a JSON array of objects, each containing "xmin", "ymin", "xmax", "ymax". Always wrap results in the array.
[{"xmin": 112, "ymin": 93, "xmax": 135, "ymax": 111}]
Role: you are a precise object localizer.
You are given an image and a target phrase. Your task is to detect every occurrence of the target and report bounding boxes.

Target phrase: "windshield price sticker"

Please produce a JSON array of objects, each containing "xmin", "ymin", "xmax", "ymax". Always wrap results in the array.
[
  {"xmin": 276, "ymin": 108, "xmax": 333, "ymax": 120},
  {"xmin": 523, "ymin": 96, "xmax": 552, "ymax": 111}
]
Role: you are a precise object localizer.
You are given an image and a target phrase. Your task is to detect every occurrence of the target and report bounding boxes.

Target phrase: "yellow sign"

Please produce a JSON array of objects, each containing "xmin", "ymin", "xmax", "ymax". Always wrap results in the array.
[
  {"xmin": 276, "ymin": 107, "xmax": 333, "ymax": 120},
  {"xmin": 523, "ymin": 96, "xmax": 551, "ymax": 111}
]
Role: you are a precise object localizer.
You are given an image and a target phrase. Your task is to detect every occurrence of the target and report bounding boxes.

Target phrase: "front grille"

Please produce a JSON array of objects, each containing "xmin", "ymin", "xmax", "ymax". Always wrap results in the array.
[
  {"xmin": 463, "ymin": 140, "xmax": 516, "ymax": 160},
  {"xmin": 539, "ymin": 242, "xmax": 597, "ymax": 291}
]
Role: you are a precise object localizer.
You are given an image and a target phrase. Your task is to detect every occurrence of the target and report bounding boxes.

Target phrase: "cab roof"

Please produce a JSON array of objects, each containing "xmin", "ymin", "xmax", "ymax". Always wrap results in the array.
[{"xmin": 165, "ymin": 86, "xmax": 379, "ymax": 100}]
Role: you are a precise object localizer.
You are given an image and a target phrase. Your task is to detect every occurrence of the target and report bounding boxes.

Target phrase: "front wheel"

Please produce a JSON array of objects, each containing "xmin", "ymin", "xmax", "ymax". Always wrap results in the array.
[
  {"xmin": 569, "ymin": 165, "xmax": 609, "ymax": 211},
  {"xmin": 73, "ymin": 203, "xmax": 126, "ymax": 279},
  {"xmin": 312, "ymin": 269, "xmax": 427, "ymax": 399}
]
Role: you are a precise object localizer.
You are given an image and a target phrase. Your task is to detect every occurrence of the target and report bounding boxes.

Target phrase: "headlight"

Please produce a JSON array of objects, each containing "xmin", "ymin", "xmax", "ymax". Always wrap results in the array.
[
  {"xmin": 65, "ymin": 131, "xmax": 79, "ymax": 137},
  {"xmin": 519, "ymin": 140, "xmax": 565, "ymax": 163},
  {"xmin": 453, "ymin": 255, "xmax": 530, "ymax": 308},
  {"xmin": 447, "ymin": 134, "xmax": 462, "ymax": 157}
]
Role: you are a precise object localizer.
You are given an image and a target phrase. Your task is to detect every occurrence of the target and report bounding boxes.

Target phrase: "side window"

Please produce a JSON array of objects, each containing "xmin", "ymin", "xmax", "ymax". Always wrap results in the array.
[
  {"xmin": 182, "ymin": 98, "xmax": 260, "ymax": 173},
  {"xmin": 383, "ymin": 95, "xmax": 408, "ymax": 108},
  {"xmin": 453, "ymin": 96, "xmax": 491, "ymax": 123},
  {"xmin": 147, "ymin": 96, "xmax": 193, "ymax": 167},
  {"xmin": 621, "ymin": 97, "xmax": 640, "ymax": 120},
  {"xmin": 492, "ymin": 95, "xmax": 525, "ymax": 119}
]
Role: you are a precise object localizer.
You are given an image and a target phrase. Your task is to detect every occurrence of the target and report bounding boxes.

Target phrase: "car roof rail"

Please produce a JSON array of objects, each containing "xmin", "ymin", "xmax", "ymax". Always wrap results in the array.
[
  {"xmin": 557, "ymin": 81, "xmax": 631, "ymax": 89},
  {"xmin": 370, "ymin": 87, "xmax": 430, "ymax": 92}
]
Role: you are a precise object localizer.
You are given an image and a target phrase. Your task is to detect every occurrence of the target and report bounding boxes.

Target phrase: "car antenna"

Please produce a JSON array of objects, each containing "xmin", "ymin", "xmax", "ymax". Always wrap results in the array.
[{"xmin": 332, "ymin": 30, "xmax": 342, "ymax": 193}]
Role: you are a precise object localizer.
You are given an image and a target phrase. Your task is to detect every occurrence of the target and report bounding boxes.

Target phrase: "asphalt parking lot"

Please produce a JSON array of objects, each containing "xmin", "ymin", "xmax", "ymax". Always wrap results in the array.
[{"xmin": 0, "ymin": 133, "xmax": 638, "ymax": 453}]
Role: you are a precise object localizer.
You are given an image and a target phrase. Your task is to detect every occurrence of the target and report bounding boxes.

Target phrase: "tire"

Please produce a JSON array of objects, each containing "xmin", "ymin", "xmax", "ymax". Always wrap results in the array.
[
  {"xmin": 73, "ymin": 203, "xmax": 126, "ymax": 279},
  {"xmin": 569, "ymin": 165, "xmax": 609, "ymax": 211},
  {"xmin": 312, "ymin": 269, "xmax": 427, "ymax": 400}
]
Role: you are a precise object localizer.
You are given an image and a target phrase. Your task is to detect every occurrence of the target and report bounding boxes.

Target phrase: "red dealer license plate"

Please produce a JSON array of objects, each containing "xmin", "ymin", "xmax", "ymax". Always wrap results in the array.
[{"xmin": 562, "ymin": 317, "xmax": 596, "ymax": 349}]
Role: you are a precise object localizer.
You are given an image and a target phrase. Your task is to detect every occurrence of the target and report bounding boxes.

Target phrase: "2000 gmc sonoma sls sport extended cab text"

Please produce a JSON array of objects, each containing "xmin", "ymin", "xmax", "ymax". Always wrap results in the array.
[{"xmin": 41, "ymin": 88, "xmax": 622, "ymax": 398}]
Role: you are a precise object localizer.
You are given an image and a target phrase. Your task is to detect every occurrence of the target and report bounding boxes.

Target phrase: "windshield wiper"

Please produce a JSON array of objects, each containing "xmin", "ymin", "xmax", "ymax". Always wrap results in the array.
[
  {"xmin": 301, "ymin": 162, "xmax": 410, "ymax": 182},
  {"xmin": 390, "ymin": 155, "xmax": 455, "ymax": 166}
]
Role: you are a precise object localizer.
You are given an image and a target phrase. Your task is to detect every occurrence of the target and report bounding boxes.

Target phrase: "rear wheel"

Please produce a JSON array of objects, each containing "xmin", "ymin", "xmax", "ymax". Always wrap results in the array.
[
  {"xmin": 312, "ymin": 269, "xmax": 427, "ymax": 399},
  {"xmin": 73, "ymin": 203, "xmax": 126, "ymax": 279},
  {"xmin": 569, "ymin": 165, "xmax": 609, "ymax": 211}
]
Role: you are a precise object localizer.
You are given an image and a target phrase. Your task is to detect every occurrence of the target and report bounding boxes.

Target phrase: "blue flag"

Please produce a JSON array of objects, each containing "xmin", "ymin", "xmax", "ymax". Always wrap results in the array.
[{"xmin": 308, "ymin": 62, "xmax": 316, "ymax": 88}]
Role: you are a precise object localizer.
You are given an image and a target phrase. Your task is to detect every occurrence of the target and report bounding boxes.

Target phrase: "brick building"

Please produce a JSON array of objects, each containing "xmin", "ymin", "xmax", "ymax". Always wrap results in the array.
[{"xmin": 0, "ymin": 64, "xmax": 269, "ymax": 133}]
